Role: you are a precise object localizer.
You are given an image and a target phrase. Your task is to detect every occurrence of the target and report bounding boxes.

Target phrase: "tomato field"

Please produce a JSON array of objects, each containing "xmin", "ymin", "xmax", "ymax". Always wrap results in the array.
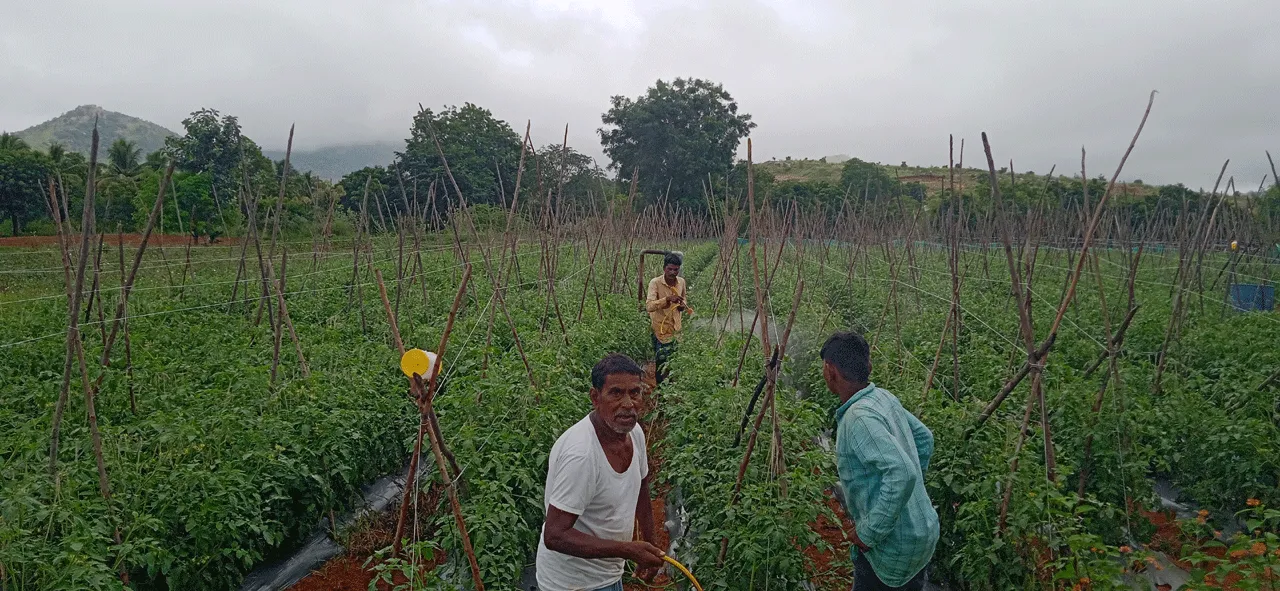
[{"xmin": 4, "ymin": 127, "xmax": 1280, "ymax": 591}]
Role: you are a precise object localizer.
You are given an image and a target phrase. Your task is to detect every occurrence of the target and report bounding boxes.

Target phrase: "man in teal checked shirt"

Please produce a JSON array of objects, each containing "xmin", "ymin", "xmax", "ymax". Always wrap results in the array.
[{"xmin": 820, "ymin": 331, "xmax": 938, "ymax": 590}]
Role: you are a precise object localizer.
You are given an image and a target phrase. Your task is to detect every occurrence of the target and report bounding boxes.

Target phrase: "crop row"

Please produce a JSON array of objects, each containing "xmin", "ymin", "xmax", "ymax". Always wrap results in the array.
[{"xmin": 0, "ymin": 238, "xmax": 654, "ymax": 590}]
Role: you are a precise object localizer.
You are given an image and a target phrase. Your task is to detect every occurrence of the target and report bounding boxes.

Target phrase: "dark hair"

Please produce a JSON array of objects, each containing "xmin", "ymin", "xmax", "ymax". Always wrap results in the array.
[
  {"xmin": 663, "ymin": 252, "xmax": 683, "ymax": 267},
  {"xmin": 591, "ymin": 353, "xmax": 644, "ymax": 390},
  {"xmin": 819, "ymin": 331, "xmax": 871, "ymax": 384}
]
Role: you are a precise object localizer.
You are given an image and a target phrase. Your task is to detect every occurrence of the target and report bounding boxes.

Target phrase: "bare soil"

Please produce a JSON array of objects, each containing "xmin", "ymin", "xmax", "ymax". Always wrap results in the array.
[{"xmin": 0, "ymin": 233, "xmax": 214, "ymax": 248}]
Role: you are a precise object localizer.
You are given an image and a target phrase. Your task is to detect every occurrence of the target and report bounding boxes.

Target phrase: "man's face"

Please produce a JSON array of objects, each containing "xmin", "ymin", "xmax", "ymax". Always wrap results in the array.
[
  {"xmin": 590, "ymin": 372, "xmax": 645, "ymax": 434},
  {"xmin": 664, "ymin": 263, "xmax": 680, "ymax": 282}
]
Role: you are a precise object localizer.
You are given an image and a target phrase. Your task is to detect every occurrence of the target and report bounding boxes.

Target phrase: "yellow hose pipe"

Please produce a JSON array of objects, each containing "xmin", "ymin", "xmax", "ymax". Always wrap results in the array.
[{"xmin": 662, "ymin": 555, "xmax": 704, "ymax": 591}]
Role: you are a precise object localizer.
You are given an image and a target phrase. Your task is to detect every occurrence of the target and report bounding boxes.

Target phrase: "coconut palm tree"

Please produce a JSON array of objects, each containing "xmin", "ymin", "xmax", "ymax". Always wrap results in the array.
[
  {"xmin": 0, "ymin": 133, "xmax": 29, "ymax": 152},
  {"xmin": 47, "ymin": 142, "xmax": 65, "ymax": 162},
  {"xmin": 107, "ymin": 138, "xmax": 141, "ymax": 177}
]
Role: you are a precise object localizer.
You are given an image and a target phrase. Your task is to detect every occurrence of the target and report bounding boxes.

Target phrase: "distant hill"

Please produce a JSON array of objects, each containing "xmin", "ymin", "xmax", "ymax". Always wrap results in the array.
[
  {"xmin": 12, "ymin": 105, "xmax": 177, "ymax": 156},
  {"xmin": 265, "ymin": 142, "xmax": 400, "ymax": 181}
]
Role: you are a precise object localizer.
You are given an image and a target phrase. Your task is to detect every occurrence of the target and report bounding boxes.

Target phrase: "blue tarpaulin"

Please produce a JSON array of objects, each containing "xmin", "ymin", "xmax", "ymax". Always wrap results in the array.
[{"xmin": 1229, "ymin": 284, "xmax": 1276, "ymax": 312}]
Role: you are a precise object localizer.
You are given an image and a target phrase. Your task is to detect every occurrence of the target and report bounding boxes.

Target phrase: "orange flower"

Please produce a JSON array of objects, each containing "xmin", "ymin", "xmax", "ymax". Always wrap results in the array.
[
  {"xmin": 1119, "ymin": 545, "xmax": 1133, "ymax": 554},
  {"xmin": 1230, "ymin": 549, "xmax": 1248, "ymax": 559},
  {"xmin": 1247, "ymin": 498, "xmax": 1262, "ymax": 507},
  {"xmin": 1251, "ymin": 542, "xmax": 1268, "ymax": 557},
  {"xmin": 1273, "ymin": 547, "xmax": 1280, "ymax": 558},
  {"xmin": 1198, "ymin": 509, "xmax": 1210, "ymax": 518}
]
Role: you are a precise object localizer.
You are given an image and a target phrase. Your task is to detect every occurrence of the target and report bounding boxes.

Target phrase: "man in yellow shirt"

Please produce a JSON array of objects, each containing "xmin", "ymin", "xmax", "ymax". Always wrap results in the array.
[{"xmin": 645, "ymin": 252, "xmax": 691, "ymax": 384}]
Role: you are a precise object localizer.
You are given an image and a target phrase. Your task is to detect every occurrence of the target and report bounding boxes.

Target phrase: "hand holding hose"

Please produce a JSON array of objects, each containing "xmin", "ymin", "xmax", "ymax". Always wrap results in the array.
[{"xmin": 626, "ymin": 541, "xmax": 666, "ymax": 569}]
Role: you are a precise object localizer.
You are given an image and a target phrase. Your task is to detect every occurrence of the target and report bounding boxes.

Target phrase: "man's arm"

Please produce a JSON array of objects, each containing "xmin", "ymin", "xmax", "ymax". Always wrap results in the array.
[
  {"xmin": 636, "ymin": 474, "xmax": 656, "ymax": 545},
  {"xmin": 645, "ymin": 279, "xmax": 666, "ymax": 312},
  {"xmin": 633, "ymin": 475, "xmax": 661, "ymax": 581},
  {"xmin": 906, "ymin": 411, "xmax": 934, "ymax": 475},
  {"xmin": 680, "ymin": 278, "xmax": 693, "ymax": 314},
  {"xmin": 848, "ymin": 413, "xmax": 918, "ymax": 550},
  {"xmin": 543, "ymin": 505, "xmax": 664, "ymax": 566}
]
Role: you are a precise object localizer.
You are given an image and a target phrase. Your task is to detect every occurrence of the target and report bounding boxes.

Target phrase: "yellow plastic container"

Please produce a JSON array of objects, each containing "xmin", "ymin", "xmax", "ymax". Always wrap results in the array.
[{"xmin": 400, "ymin": 348, "xmax": 439, "ymax": 380}]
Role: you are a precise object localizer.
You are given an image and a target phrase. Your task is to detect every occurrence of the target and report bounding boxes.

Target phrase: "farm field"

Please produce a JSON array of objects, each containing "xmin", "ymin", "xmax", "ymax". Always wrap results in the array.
[{"xmin": 3, "ymin": 191, "xmax": 1280, "ymax": 591}]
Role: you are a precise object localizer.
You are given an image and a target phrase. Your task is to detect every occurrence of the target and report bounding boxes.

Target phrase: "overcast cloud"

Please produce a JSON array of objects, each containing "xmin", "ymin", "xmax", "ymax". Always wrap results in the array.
[{"xmin": 2, "ymin": 0, "xmax": 1277, "ymax": 189}]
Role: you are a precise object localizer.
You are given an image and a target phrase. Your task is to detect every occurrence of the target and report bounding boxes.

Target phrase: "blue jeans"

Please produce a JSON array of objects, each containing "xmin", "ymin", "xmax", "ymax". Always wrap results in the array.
[{"xmin": 593, "ymin": 580, "xmax": 623, "ymax": 591}]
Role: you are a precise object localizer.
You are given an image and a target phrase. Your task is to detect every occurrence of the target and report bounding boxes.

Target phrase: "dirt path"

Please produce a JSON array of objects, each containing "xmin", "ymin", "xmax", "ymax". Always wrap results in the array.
[
  {"xmin": 808, "ymin": 489, "xmax": 856, "ymax": 590},
  {"xmin": 626, "ymin": 360, "xmax": 675, "ymax": 590},
  {"xmin": 0, "ymin": 233, "xmax": 209, "ymax": 248}
]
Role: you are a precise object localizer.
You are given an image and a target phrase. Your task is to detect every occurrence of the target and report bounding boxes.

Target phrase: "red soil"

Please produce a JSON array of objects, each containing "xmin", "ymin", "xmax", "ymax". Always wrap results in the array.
[
  {"xmin": 1140, "ymin": 508, "xmax": 1265, "ymax": 590},
  {"xmin": 806, "ymin": 490, "xmax": 855, "ymax": 590},
  {"xmin": 292, "ymin": 486, "xmax": 444, "ymax": 591},
  {"xmin": 289, "ymin": 556, "xmax": 376, "ymax": 591},
  {"xmin": 626, "ymin": 361, "xmax": 676, "ymax": 590},
  {"xmin": 0, "ymin": 233, "xmax": 210, "ymax": 248}
]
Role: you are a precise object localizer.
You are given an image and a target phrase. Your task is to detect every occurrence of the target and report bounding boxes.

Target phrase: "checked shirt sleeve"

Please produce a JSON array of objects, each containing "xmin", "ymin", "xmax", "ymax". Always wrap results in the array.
[
  {"xmin": 848, "ymin": 412, "xmax": 919, "ymax": 549},
  {"xmin": 906, "ymin": 411, "xmax": 934, "ymax": 475}
]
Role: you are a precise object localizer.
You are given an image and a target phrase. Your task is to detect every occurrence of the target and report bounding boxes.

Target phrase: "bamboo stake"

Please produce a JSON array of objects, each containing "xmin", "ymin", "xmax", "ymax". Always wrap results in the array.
[
  {"xmin": 973, "ymin": 90, "xmax": 1155, "ymax": 428},
  {"xmin": 268, "ymin": 125, "xmax": 294, "ymax": 259},
  {"xmin": 390, "ymin": 266, "xmax": 479, "ymax": 591},
  {"xmin": 119, "ymin": 229, "xmax": 136, "ymax": 415},
  {"xmin": 423, "ymin": 110, "xmax": 536, "ymax": 386}
]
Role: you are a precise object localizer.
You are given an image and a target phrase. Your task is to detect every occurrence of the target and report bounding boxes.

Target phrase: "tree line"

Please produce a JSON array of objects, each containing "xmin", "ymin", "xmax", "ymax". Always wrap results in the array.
[{"xmin": 4, "ymin": 78, "xmax": 1278, "ymax": 240}]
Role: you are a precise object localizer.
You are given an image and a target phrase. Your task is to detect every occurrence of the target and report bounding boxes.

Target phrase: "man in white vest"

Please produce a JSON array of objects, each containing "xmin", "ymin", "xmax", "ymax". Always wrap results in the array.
[{"xmin": 536, "ymin": 353, "xmax": 665, "ymax": 591}]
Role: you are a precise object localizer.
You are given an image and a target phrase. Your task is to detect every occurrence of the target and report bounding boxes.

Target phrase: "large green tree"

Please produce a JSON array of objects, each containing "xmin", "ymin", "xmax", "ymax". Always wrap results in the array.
[
  {"xmin": 164, "ymin": 108, "xmax": 244, "ymax": 196},
  {"xmin": 839, "ymin": 158, "xmax": 899, "ymax": 200},
  {"xmin": 533, "ymin": 143, "xmax": 611, "ymax": 213},
  {"xmin": 598, "ymin": 78, "xmax": 755, "ymax": 210},
  {"xmin": 399, "ymin": 104, "xmax": 522, "ymax": 210},
  {"xmin": 337, "ymin": 165, "xmax": 396, "ymax": 218},
  {"xmin": 163, "ymin": 110, "xmax": 278, "ymax": 239},
  {"xmin": 0, "ymin": 142, "xmax": 51, "ymax": 234}
]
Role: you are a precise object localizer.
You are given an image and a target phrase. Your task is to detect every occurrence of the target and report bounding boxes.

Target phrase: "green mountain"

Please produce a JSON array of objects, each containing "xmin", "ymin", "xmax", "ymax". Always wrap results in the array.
[
  {"xmin": 266, "ymin": 141, "xmax": 400, "ymax": 181},
  {"xmin": 12, "ymin": 105, "xmax": 177, "ymax": 156}
]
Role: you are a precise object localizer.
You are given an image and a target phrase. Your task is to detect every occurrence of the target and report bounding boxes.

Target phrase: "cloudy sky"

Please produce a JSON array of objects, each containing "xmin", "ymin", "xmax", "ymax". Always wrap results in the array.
[{"xmin": 2, "ymin": 0, "xmax": 1277, "ymax": 189}]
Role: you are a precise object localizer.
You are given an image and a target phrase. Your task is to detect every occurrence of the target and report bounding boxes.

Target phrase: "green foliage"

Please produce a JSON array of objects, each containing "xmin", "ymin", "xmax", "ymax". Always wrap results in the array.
[
  {"xmin": 1180, "ymin": 502, "xmax": 1280, "ymax": 590},
  {"xmin": 0, "ymin": 142, "xmax": 51, "ymax": 234},
  {"xmin": 172, "ymin": 172, "xmax": 220, "ymax": 240},
  {"xmin": 660, "ymin": 331, "xmax": 833, "ymax": 587},
  {"xmin": 107, "ymin": 139, "xmax": 142, "ymax": 177},
  {"xmin": 338, "ymin": 165, "xmax": 394, "ymax": 215},
  {"xmin": 164, "ymin": 108, "xmax": 257, "ymax": 203},
  {"xmin": 534, "ymin": 143, "xmax": 612, "ymax": 212},
  {"xmin": 0, "ymin": 132, "xmax": 31, "ymax": 152},
  {"xmin": 840, "ymin": 157, "xmax": 899, "ymax": 199},
  {"xmin": 770, "ymin": 179, "xmax": 846, "ymax": 212},
  {"xmin": 599, "ymin": 78, "xmax": 755, "ymax": 210},
  {"xmin": 401, "ymin": 104, "xmax": 522, "ymax": 210}
]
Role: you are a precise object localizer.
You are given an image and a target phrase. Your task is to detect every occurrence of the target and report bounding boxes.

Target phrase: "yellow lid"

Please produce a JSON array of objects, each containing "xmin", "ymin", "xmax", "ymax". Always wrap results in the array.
[{"xmin": 400, "ymin": 348, "xmax": 439, "ymax": 379}]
